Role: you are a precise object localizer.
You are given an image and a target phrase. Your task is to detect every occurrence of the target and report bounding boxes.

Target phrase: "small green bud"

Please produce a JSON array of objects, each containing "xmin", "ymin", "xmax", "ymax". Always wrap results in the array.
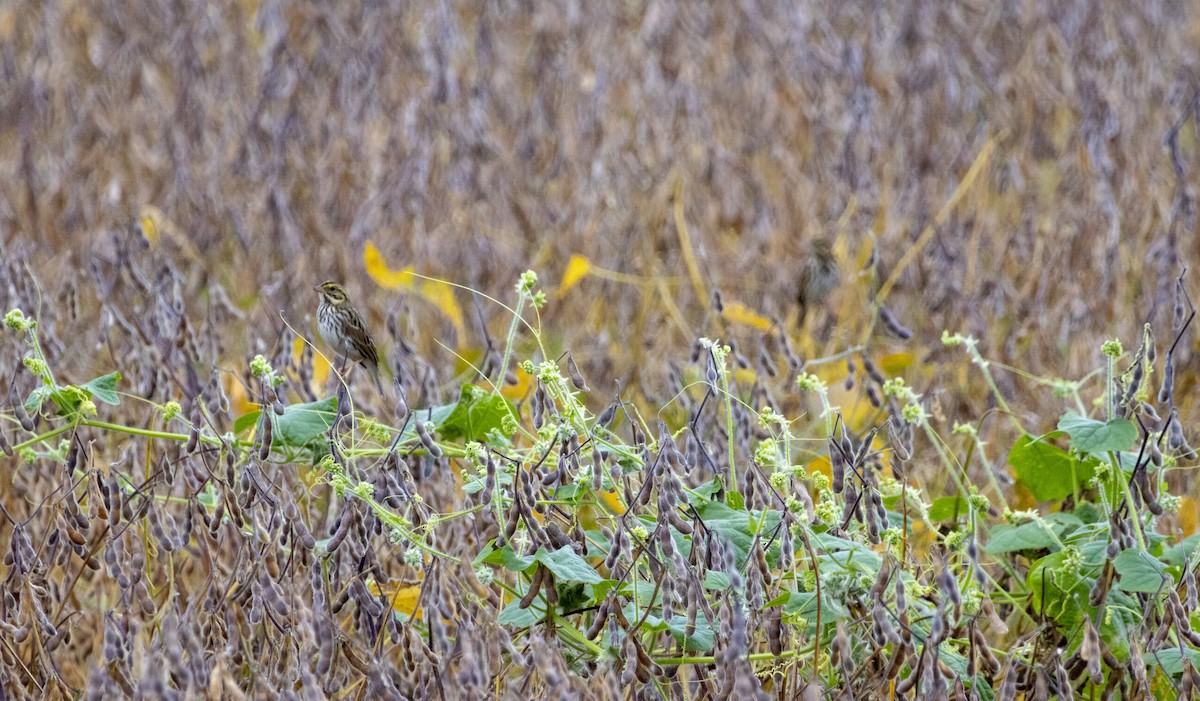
[
  {"xmin": 1050, "ymin": 378, "xmax": 1075, "ymax": 398},
  {"xmin": 961, "ymin": 589, "xmax": 983, "ymax": 616},
  {"xmin": 882, "ymin": 377, "xmax": 907, "ymax": 398},
  {"xmin": 758, "ymin": 406, "xmax": 787, "ymax": 428},
  {"xmin": 901, "ymin": 402, "xmax": 924, "ymax": 423},
  {"xmin": 403, "ymin": 547, "xmax": 424, "ymax": 567},
  {"xmin": 815, "ymin": 499, "xmax": 839, "ymax": 523},
  {"xmin": 1101, "ymin": 339, "xmax": 1123, "ymax": 358},
  {"xmin": 361, "ymin": 419, "xmax": 390, "ymax": 444},
  {"xmin": 875, "ymin": 475, "xmax": 901, "ymax": 497},
  {"xmin": 19, "ymin": 448, "xmax": 36, "ymax": 463},
  {"xmin": 517, "ymin": 270, "xmax": 539, "ymax": 294},
  {"xmin": 631, "ymin": 525, "xmax": 649, "ymax": 541},
  {"xmin": 795, "ymin": 373, "xmax": 825, "ymax": 392},
  {"xmin": 22, "ymin": 356, "xmax": 47, "ymax": 377},
  {"xmin": 535, "ymin": 361, "xmax": 559, "ymax": 382},
  {"xmin": 941, "ymin": 330, "xmax": 964, "ymax": 347},
  {"xmin": 967, "ymin": 493, "xmax": 990, "ymax": 512},
  {"xmin": 4, "ymin": 309, "xmax": 33, "ymax": 331},
  {"xmin": 1057, "ymin": 546, "xmax": 1083, "ymax": 579},
  {"xmin": 162, "ymin": 400, "xmax": 182, "ymax": 422},
  {"xmin": 1002, "ymin": 508, "xmax": 1037, "ymax": 524},
  {"xmin": 755, "ymin": 439, "xmax": 779, "ymax": 467},
  {"xmin": 500, "ymin": 413, "xmax": 519, "ymax": 437},
  {"xmin": 250, "ymin": 354, "xmax": 272, "ymax": 379}
]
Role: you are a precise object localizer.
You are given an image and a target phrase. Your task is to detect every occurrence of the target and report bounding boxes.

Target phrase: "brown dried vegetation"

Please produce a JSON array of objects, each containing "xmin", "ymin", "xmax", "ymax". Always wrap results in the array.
[{"xmin": 1, "ymin": 0, "xmax": 1200, "ymax": 699}]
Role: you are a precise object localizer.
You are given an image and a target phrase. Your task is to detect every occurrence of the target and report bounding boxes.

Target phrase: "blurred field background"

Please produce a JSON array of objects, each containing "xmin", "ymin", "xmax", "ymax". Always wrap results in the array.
[
  {"xmin": 3, "ymin": 0, "xmax": 1200, "ymax": 697},
  {"xmin": 3, "ymin": 0, "xmax": 1197, "ymax": 408}
]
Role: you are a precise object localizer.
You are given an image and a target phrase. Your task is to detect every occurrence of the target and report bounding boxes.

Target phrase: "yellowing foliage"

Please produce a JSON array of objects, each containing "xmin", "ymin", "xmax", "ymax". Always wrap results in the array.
[
  {"xmin": 731, "ymin": 367, "xmax": 758, "ymax": 385},
  {"xmin": 721, "ymin": 301, "xmax": 772, "ymax": 330},
  {"xmin": 224, "ymin": 373, "xmax": 255, "ymax": 419},
  {"xmin": 367, "ymin": 580, "xmax": 423, "ymax": 618},
  {"xmin": 418, "ymin": 279, "xmax": 466, "ymax": 342},
  {"xmin": 595, "ymin": 489, "xmax": 626, "ymax": 516},
  {"xmin": 880, "ymin": 351, "xmax": 915, "ymax": 375},
  {"xmin": 1180, "ymin": 497, "xmax": 1199, "ymax": 536},
  {"xmin": 363, "ymin": 241, "xmax": 417, "ymax": 288},
  {"xmin": 558, "ymin": 254, "xmax": 592, "ymax": 296},
  {"xmin": 497, "ymin": 364, "xmax": 534, "ymax": 399},
  {"xmin": 363, "ymin": 241, "xmax": 466, "ymax": 344},
  {"xmin": 293, "ymin": 337, "xmax": 331, "ymax": 386},
  {"xmin": 138, "ymin": 204, "xmax": 201, "ymax": 259},
  {"xmin": 138, "ymin": 211, "xmax": 160, "ymax": 248},
  {"xmin": 807, "ymin": 455, "xmax": 832, "ymax": 479}
]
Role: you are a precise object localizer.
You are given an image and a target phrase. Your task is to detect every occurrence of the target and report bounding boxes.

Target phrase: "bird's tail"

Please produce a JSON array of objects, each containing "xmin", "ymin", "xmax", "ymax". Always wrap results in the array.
[{"xmin": 370, "ymin": 365, "xmax": 385, "ymax": 395}]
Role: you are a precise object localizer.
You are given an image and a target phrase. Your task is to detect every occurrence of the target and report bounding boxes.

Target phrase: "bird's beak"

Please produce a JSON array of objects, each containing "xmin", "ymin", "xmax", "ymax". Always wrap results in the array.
[{"xmin": 313, "ymin": 285, "xmax": 322, "ymax": 292}]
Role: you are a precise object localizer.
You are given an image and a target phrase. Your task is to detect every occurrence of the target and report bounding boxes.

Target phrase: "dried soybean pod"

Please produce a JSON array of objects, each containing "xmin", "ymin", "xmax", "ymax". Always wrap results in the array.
[{"xmin": 566, "ymin": 353, "xmax": 589, "ymax": 391}]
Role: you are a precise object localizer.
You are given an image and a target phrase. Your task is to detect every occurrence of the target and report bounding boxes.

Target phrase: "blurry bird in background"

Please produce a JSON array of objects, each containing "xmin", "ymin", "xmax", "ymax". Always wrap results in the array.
[{"xmin": 796, "ymin": 237, "xmax": 840, "ymax": 329}]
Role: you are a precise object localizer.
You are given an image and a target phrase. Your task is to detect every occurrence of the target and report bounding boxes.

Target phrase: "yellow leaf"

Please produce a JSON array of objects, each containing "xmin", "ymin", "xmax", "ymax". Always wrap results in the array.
[
  {"xmin": 139, "ymin": 204, "xmax": 203, "ymax": 259},
  {"xmin": 498, "ymin": 364, "xmax": 534, "ymax": 399},
  {"xmin": 880, "ymin": 352, "xmax": 915, "ymax": 376},
  {"xmin": 365, "ymin": 242, "xmax": 464, "ymax": 344},
  {"xmin": 811, "ymin": 362, "xmax": 843, "ymax": 385},
  {"xmin": 558, "ymin": 254, "xmax": 592, "ymax": 296},
  {"xmin": 576, "ymin": 504, "xmax": 603, "ymax": 531},
  {"xmin": 293, "ymin": 337, "xmax": 330, "ymax": 386},
  {"xmin": 139, "ymin": 213, "xmax": 159, "ymax": 248},
  {"xmin": 224, "ymin": 375, "xmax": 255, "ymax": 419},
  {"xmin": 417, "ymin": 279, "xmax": 465, "ymax": 342},
  {"xmin": 367, "ymin": 580, "xmax": 423, "ymax": 618},
  {"xmin": 1180, "ymin": 497, "xmax": 1199, "ymax": 536},
  {"xmin": 721, "ymin": 301, "xmax": 772, "ymax": 330},
  {"xmin": 596, "ymin": 489, "xmax": 626, "ymax": 516},
  {"xmin": 908, "ymin": 518, "xmax": 937, "ymax": 557},
  {"xmin": 826, "ymin": 386, "xmax": 877, "ymax": 433},
  {"xmin": 363, "ymin": 241, "xmax": 416, "ymax": 289},
  {"xmin": 807, "ymin": 455, "xmax": 832, "ymax": 479},
  {"xmin": 731, "ymin": 368, "xmax": 758, "ymax": 385}
]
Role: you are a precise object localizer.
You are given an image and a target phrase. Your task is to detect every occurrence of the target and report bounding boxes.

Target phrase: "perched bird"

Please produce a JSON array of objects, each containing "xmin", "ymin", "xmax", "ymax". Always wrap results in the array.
[
  {"xmin": 314, "ymin": 281, "xmax": 384, "ymax": 393},
  {"xmin": 796, "ymin": 237, "xmax": 839, "ymax": 327}
]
